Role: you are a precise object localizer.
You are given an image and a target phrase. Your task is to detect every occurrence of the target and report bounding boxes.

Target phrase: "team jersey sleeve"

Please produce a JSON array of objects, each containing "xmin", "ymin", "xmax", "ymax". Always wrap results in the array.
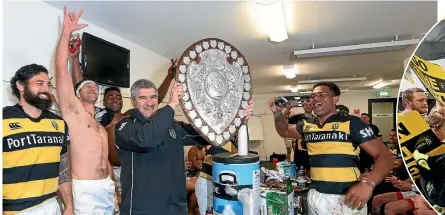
[
  {"xmin": 372, "ymin": 124, "xmax": 382, "ymax": 137},
  {"xmin": 350, "ymin": 117, "xmax": 378, "ymax": 146},
  {"xmin": 295, "ymin": 120, "xmax": 305, "ymax": 136}
]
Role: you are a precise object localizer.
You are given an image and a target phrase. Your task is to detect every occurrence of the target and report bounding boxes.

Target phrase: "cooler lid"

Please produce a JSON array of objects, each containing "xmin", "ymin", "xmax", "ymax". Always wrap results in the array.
[{"xmin": 212, "ymin": 152, "xmax": 259, "ymax": 164}]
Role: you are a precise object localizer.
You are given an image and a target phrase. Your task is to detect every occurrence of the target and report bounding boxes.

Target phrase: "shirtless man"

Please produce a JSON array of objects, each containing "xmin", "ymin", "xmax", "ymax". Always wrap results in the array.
[{"xmin": 55, "ymin": 7, "xmax": 116, "ymax": 214}]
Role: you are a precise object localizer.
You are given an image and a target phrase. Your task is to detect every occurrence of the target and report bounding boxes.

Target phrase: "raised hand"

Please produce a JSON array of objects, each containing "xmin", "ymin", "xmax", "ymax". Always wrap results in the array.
[
  {"xmin": 168, "ymin": 59, "xmax": 178, "ymax": 78},
  {"xmin": 268, "ymin": 97, "xmax": 283, "ymax": 114},
  {"xmin": 243, "ymin": 100, "xmax": 255, "ymax": 124},
  {"xmin": 62, "ymin": 6, "xmax": 88, "ymax": 34},
  {"xmin": 168, "ymin": 82, "xmax": 183, "ymax": 109},
  {"xmin": 283, "ymin": 103, "xmax": 292, "ymax": 117}
]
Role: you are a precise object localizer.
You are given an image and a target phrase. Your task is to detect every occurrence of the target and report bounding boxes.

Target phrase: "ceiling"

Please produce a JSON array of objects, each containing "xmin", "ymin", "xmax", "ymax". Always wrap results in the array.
[{"xmin": 45, "ymin": 1, "xmax": 437, "ymax": 94}]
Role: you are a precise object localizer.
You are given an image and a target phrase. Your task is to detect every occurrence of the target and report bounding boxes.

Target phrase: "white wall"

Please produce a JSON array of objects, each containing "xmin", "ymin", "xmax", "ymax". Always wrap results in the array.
[
  {"xmin": 439, "ymin": 0, "xmax": 445, "ymax": 22},
  {"xmin": 3, "ymin": 1, "xmax": 171, "ymax": 111}
]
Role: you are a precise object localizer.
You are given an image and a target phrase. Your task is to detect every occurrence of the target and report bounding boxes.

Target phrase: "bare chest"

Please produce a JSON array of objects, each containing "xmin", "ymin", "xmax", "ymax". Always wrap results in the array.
[{"xmin": 68, "ymin": 115, "xmax": 108, "ymax": 147}]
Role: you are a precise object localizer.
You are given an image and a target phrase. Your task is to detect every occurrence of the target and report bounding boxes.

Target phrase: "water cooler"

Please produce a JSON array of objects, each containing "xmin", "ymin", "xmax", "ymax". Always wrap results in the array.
[{"xmin": 212, "ymin": 125, "xmax": 260, "ymax": 215}]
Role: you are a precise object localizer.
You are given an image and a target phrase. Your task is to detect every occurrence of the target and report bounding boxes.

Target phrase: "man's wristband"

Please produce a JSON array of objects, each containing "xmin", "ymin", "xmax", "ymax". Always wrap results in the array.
[{"xmin": 361, "ymin": 178, "xmax": 376, "ymax": 189}]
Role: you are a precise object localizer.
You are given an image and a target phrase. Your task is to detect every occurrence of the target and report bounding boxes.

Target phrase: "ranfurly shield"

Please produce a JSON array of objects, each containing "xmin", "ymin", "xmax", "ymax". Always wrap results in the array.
[{"xmin": 177, "ymin": 38, "xmax": 252, "ymax": 147}]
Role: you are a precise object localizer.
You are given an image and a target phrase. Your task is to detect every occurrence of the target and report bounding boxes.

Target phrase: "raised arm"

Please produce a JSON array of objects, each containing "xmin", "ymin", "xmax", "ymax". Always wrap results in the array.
[
  {"xmin": 157, "ymin": 59, "xmax": 176, "ymax": 103},
  {"xmin": 283, "ymin": 104, "xmax": 292, "ymax": 119},
  {"xmin": 69, "ymin": 34, "xmax": 83, "ymax": 86},
  {"xmin": 55, "ymin": 7, "xmax": 87, "ymax": 113},
  {"xmin": 268, "ymin": 98, "xmax": 301, "ymax": 139}
]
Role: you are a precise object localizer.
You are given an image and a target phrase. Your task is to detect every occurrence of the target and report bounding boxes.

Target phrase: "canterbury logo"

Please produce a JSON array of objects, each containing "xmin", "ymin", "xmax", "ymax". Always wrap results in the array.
[
  {"xmin": 331, "ymin": 123, "xmax": 340, "ymax": 131},
  {"xmin": 9, "ymin": 122, "xmax": 22, "ymax": 130}
]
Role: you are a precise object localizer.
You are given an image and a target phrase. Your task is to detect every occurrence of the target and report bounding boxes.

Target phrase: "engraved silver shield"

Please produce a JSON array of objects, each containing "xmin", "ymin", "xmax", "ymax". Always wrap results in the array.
[{"xmin": 177, "ymin": 38, "xmax": 252, "ymax": 147}]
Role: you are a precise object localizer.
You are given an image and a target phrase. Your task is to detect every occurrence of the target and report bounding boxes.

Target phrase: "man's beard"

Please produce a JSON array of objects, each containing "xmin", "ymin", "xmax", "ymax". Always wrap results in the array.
[{"xmin": 24, "ymin": 87, "xmax": 52, "ymax": 110}]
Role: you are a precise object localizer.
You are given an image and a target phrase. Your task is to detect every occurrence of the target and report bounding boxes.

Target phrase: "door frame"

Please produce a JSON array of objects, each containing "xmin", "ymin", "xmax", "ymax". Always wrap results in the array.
[{"xmin": 368, "ymin": 98, "xmax": 397, "ymax": 128}]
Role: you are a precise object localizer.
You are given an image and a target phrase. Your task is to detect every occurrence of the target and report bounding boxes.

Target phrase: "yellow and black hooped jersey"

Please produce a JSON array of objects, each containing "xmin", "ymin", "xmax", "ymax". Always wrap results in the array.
[
  {"xmin": 296, "ymin": 113, "xmax": 378, "ymax": 194},
  {"xmin": 3, "ymin": 104, "xmax": 70, "ymax": 215}
]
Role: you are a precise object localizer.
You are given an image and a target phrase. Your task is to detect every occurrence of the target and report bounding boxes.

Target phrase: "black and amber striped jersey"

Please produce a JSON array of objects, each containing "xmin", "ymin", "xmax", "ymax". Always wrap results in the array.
[
  {"xmin": 390, "ymin": 144, "xmax": 402, "ymax": 160},
  {"xmin": 3, "ymin": 104, "xmax": 70, "ymax": 215},
  {"xmin": 296, "ymin": 113, "xmax": 377, "ymax": 194}
]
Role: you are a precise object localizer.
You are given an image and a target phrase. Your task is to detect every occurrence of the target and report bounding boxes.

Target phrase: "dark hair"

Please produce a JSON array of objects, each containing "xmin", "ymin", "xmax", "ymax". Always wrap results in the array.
[
  {"xmin": 361, "ymin": 113, "xmax": 369, "ymax": 117},
  {"xmin": 312, "ymin": 81, "xmax": 341, "ymax": 96},
  {"xmin": 391, "ymin": 128, "xmax": 396, "ymax": 132},
  {"xmin": 104, "ymin": 86, "xmax": 121, "ymax": 96},
  {"xmin": 10, "ymin": 64, "xmax": 49, "ymax": 99}
]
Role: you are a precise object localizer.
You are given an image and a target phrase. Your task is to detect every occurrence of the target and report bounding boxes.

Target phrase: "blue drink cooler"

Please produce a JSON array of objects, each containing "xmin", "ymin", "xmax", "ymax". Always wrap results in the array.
[{"xmin": 212, "ymin": 152, "xmax": 260, "ymax": 215}]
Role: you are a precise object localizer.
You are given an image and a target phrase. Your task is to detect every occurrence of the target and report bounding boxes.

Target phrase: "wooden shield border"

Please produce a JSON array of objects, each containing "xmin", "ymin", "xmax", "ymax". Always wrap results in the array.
[{"xmin": 177, "ymin": 38, "xmax": 253, "ymax": 146}]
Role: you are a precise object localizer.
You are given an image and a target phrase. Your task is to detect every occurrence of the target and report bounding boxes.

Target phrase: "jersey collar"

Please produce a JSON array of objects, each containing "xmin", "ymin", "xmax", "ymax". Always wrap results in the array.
[{"xmin": 14, "ymin": 103, "xmax": 46, "ymax": 122}]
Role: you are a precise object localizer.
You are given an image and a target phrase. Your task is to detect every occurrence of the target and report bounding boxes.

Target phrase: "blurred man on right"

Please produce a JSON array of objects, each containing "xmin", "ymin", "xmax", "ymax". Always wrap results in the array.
[{"xmin": 400, "ymin": 88, "xmax": 429, "ymax": 116}]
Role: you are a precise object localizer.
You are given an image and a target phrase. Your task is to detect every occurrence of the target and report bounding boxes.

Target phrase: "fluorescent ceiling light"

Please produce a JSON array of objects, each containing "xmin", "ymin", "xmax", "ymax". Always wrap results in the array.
[
  {"xmin": 284, "ymin": 71, "xmax": 296, "ymax": 79},
  {"xmin": 256, "ymin": 0, "xmax": 288, "ymax": 42},
  {"xmin": 373, "ymin": 81, "xmax": 392, "ymax": 89},
  {"xmin": 298, "ymin": 77, "xmax": 366, "ymax": 84},
  {"xmin": 293, "ymin": 39, "xmax": 420, "ymax": 59},
  {"xmin": 299, "ymin": 91, "xmax": 311, "ymax": 94},
  {"xmin": 282, "ymin": 65, "xmax": 297, "ymax": 79}
]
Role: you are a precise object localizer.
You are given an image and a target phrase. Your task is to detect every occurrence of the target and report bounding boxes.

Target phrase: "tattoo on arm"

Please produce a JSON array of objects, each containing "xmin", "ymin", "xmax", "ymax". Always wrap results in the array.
[
  {"xmin": 274, "ymin": 112, "xmax": 289, "ymax": 135},
  {"xmin": 59, "ymin": 152, "xmax": 72, "ymax": 184}
]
